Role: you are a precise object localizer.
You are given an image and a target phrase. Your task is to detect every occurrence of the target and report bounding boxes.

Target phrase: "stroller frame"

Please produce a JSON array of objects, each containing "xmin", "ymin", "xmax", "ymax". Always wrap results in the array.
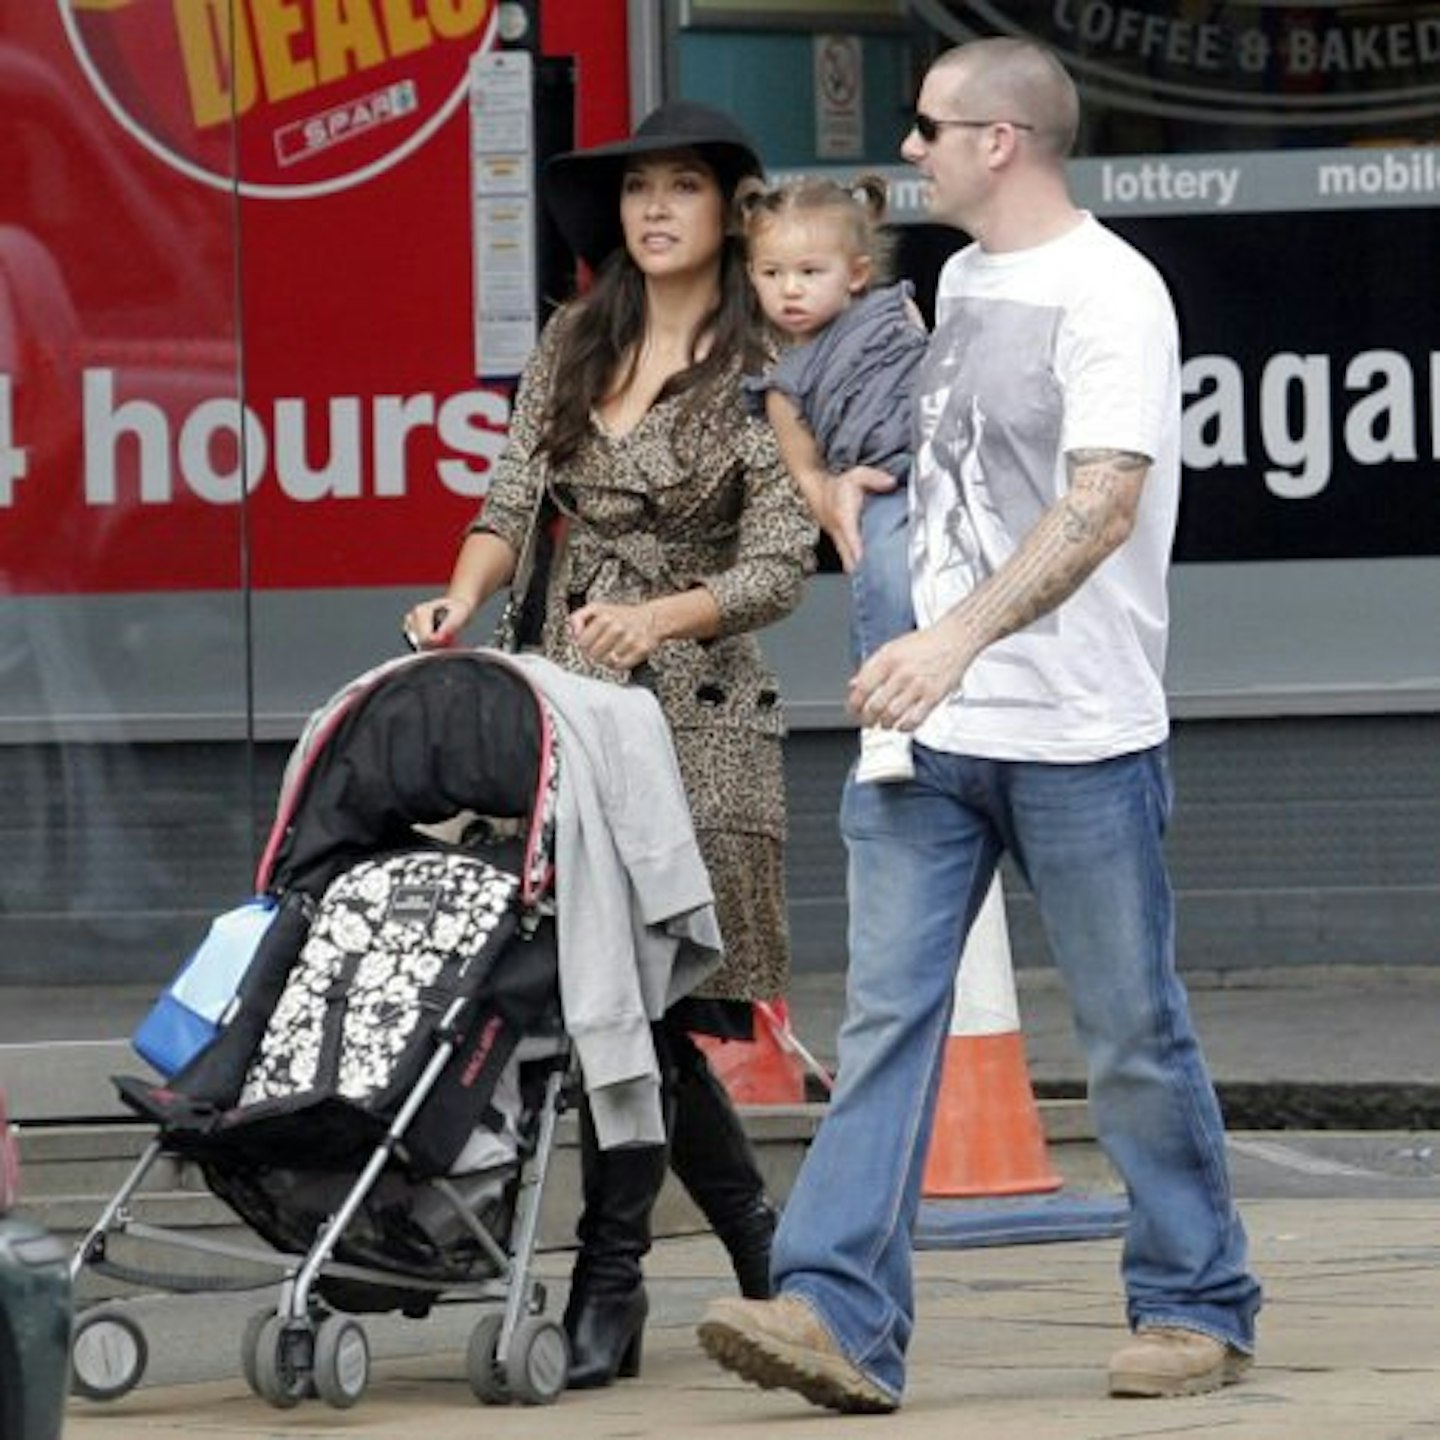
[{"xmin": 69, "ymin": 651, "xmax": 579, "ymax": 1409}]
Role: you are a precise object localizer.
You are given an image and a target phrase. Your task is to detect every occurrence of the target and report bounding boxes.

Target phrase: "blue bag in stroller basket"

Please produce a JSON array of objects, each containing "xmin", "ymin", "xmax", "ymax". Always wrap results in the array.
[{"xmin": 132, "ymin": 897, "xmax": 279, "ymax": 1078}]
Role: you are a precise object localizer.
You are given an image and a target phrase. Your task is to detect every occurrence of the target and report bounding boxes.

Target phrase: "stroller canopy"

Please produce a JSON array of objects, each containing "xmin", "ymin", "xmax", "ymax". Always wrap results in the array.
[{"xmin": 259, "ymin": 651, "xmax": 557, "ymax": 906}]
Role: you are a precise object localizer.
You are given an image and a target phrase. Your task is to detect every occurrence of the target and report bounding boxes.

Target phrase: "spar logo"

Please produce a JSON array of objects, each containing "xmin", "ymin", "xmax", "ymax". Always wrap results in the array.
[{"xmin": 61, "ymin": 0, "xmax": 498, "ymax": 198}]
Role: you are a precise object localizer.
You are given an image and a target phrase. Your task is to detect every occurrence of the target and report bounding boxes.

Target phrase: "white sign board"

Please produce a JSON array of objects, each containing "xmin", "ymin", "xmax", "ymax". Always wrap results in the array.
[
  {"xmin": 814, "ymin": 33, "xmax": 863, "ymax": 160},
  {"xmin": 470, "ymin": 49, "xmax": 537, "ymax": 378}
]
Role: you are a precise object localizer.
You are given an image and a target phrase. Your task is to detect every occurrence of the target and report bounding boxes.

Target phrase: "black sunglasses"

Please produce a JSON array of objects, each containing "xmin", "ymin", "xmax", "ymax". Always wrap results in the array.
[{"xmin": 912, "ymin": 111, "xmax": 1036, "ymax": 143}]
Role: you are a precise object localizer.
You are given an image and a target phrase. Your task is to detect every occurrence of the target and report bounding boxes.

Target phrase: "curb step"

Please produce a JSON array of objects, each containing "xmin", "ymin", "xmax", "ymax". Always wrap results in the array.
[{"xmin": 17, "ymin": 1099, "xmax": 1111, "ymax": 1255}]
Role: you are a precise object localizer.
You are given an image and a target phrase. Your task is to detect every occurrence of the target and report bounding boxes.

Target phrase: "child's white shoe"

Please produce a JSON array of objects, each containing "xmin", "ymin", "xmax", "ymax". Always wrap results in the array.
[{"xmin": 855, "ymin": 727, "xmax": 914, "ymax": 784}]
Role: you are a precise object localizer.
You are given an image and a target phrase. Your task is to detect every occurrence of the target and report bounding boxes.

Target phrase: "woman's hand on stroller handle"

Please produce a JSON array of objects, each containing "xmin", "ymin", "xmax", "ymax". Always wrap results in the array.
[{"xmin": 403, "ymin": 597, "xmax": 468, "ymax": 651}]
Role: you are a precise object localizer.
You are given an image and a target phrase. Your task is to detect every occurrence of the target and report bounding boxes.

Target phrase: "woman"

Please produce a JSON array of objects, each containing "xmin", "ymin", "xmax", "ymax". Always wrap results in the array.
[{"xmin": 404, "ymin": 101, "xmax": 816, "ymax": 1390}]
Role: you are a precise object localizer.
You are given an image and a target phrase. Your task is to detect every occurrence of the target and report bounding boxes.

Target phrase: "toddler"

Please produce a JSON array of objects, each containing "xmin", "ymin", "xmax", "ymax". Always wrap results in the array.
[{"xmin": 738, "ymin": 175, "xmax": 927, "ymax": 783}]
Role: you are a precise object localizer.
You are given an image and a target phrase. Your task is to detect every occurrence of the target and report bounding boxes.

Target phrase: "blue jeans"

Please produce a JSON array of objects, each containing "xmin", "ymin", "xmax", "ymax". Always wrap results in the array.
[
  {"xmin": 773, "ymin": 743, "xmax": 1261, "ymax": 1402},
  {"xmin": 851, "ymin": 484, "xmax": 913, "ymax": 665}
]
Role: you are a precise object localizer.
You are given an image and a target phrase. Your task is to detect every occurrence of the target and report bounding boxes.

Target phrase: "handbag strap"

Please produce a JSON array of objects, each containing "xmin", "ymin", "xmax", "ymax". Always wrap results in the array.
[
  {"xmin": 497, "ymin": 463, "xmax": 559, "ymax": 652},
  {"xmin": 508, "ymin": 462, "xmax": 556, "ymax": 605}
]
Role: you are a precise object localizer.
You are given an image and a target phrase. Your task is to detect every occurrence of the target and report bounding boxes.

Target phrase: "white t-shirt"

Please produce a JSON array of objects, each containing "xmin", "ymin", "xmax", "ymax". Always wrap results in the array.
[{"xmin": 910, "ymin": 214, "xmax": 1180, "ymax": 763}]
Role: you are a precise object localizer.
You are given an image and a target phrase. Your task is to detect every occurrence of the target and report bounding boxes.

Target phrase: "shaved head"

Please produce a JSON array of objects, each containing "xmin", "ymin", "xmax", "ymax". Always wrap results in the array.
[{"xmin": 931, "ymin": 39, "xmax": 1079, "ymax": 160}]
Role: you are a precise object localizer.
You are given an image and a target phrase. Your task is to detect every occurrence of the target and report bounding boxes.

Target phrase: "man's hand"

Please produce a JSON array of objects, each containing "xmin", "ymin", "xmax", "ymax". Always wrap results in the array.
[
  {"xmin": 847, "ymin": 617, "xmax": 975, "ymax": 732},
  {"xmin": 764, "ymin": 391, "xmax": 899, "ymax": 572},
  {"xmin": 820, "ymin": 465, "xmax": 898, "ymax": 573}
]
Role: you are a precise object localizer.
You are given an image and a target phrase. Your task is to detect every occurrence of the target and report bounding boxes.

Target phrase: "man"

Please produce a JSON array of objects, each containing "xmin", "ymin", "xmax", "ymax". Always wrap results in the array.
[{"xmin": 698, "ymin": 37, "xmax": 1261, "ymax": 1413}]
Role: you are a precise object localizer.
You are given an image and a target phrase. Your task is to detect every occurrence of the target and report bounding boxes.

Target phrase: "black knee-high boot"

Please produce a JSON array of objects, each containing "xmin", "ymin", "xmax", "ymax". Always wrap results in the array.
[
  {"xmin": 667, "ymin": 1031, "xmax": 777, "ymax": 1300},
  {"xmin": 562, "ymin": 1101, "xmax": 668, "ymax": 1389}
]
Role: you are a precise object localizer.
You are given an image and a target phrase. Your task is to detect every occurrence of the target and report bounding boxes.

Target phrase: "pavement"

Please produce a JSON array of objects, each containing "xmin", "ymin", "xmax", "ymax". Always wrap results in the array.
[
  {"xmin": 39, "ymin": 962, "xmax": 1440, "ymax": 1438},
  {"xmin": 60, "ymin": 1198, "xmax": 1440, "ymax": 1439}
]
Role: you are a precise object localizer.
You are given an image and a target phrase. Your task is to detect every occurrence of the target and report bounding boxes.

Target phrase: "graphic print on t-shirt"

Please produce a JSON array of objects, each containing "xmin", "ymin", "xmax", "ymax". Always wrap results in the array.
[{"xmin": 912, "ymin": 295, "xmax": 1066, "ymax": 711}]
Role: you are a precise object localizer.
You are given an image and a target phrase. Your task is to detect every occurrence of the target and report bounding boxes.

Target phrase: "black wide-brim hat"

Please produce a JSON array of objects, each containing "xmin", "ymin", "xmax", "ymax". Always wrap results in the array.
[{"xmin": 543, "ymin": 100, "xmax": 763, "ymax": 269}]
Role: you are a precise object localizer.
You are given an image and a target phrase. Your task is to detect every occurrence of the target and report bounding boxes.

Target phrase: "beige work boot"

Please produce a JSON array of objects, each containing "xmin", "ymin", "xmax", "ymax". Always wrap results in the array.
[
  {"xmin": 1108, "ymin": 1325, "xmax": 1253, "ymax": 1398},
  {"xmin": 698, "ymin": 1294, "xmax": 898, "ymax": 1414}
]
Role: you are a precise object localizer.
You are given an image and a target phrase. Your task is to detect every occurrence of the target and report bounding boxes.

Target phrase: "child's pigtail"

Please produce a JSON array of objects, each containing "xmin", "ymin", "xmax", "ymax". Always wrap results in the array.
[
  {"xmin": 851, "ymin": 173, "xmax": 889, "ymax": 225},
  {"xmin": 732, "ymin": 176, "xmax": 773, "ymax": 244}
]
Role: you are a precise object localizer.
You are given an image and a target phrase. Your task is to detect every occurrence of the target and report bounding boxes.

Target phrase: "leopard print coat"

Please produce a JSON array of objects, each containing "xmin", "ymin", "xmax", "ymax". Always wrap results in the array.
[{"xmin": 474, "ymin": 308, "xmax": 818, "ymax": 1002}]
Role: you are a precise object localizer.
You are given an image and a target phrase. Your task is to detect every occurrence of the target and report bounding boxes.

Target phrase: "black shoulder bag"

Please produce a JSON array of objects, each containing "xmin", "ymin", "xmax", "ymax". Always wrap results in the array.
[{"xmin": 492, "ymin": 469, "xmax": 557, "ymax": 653}]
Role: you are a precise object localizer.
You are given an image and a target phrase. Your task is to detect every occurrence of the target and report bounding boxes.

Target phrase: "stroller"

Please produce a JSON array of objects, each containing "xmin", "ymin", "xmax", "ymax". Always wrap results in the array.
[{"xmin": 69, "ymin": 649, "xmax": 580, "ymax": 1409}]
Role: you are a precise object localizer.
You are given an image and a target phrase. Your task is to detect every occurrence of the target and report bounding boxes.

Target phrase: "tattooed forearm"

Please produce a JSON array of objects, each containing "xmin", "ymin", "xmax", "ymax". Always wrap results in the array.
[
  {"xmin": 944, "ymin": 448, "xmax": 1149, "ymax": 655},
  {"xmin": 1068, "ymin": 448, "xmax": 1150, "ymax": 475},
  {"xmin": 1058, "ymin": 449, "xmax": 1148, "ymax": 546}
]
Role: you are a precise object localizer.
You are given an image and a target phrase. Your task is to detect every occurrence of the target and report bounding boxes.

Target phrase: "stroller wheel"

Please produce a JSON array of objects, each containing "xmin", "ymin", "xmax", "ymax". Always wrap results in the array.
[
  {"xmin": 312, "ymin": 1314, "xmax": 370, "ymax": 1409},
  {"xmin": 70, "ymin": 1308, "xmax": 148, "ymax": 1402},
  {"xmin": 252, "ymin": 1316, "xmax": 311, "ymax": 1409},
  {"xmin": 466, "ymin": 1311, "xmax": 509, "ymax": 1405},
  {"xmin": 504, "ymin": 1316, "xmax": 569, "ymax": 1405},
  {"xmin": 239, "ymin": 1307, "xmax": 274, "ymax": 1396}
]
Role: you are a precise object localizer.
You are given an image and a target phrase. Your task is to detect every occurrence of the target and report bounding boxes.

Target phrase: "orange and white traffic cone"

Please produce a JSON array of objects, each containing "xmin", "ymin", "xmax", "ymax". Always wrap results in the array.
[
  {"xmin": 693, "ymin": 998, "xmax": 825, "ymax": 1106},
  {"xmin": 922, "ymin": 879, "xmax": 1063, "ymax": 1198}
]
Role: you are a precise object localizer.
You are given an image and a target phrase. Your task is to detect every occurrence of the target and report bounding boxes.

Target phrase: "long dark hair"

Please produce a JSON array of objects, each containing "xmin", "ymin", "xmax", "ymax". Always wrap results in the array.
[{"xmin": 539, "ymin": 233, "xmax": 767, "ymax": 469}]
